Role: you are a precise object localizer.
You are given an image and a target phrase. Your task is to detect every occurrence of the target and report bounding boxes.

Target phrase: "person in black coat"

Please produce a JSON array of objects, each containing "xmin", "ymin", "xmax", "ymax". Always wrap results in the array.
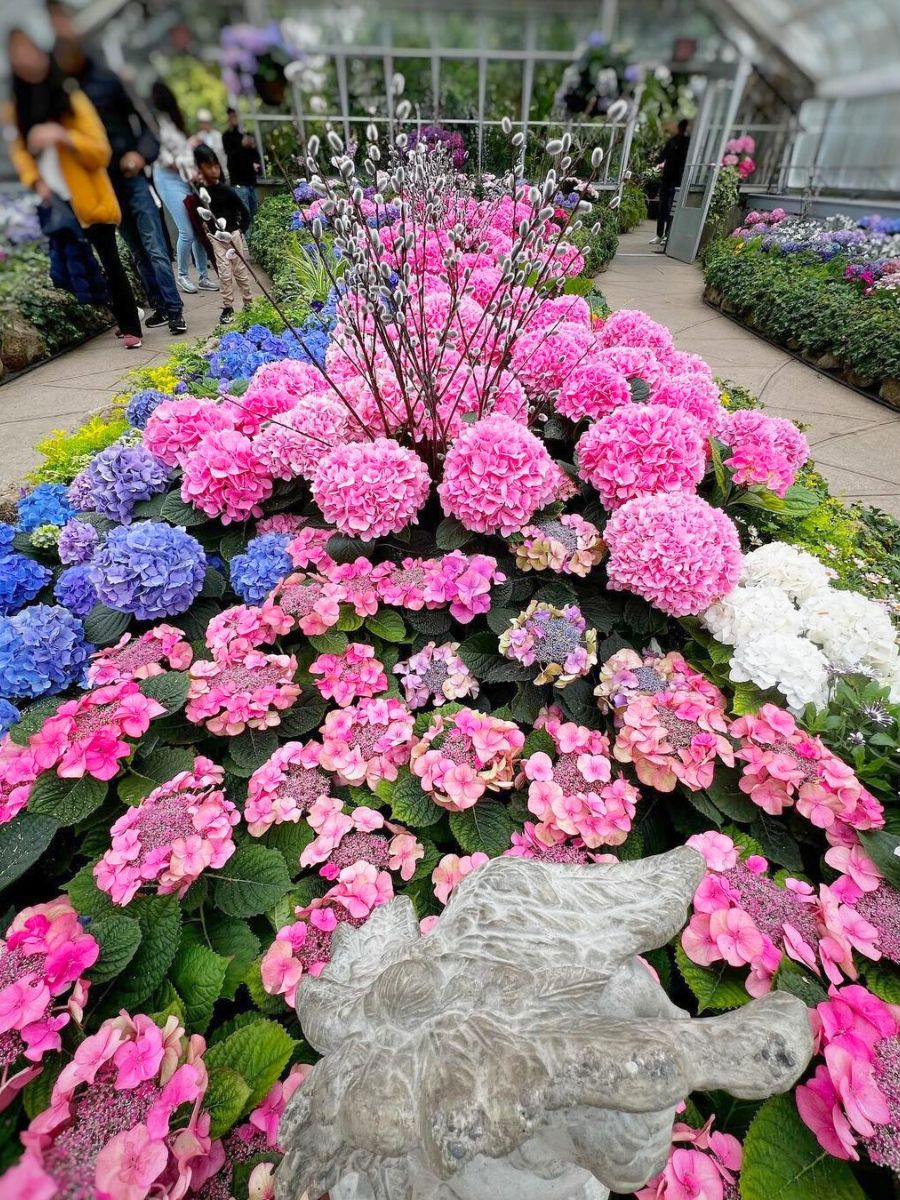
[
  {"xmin": 193, "ymin": 144, "xmax": 253, "ymax": 323},
  {"xmin": 653, "ymin": 118, "xmax": 691, "ymax": 245},
  {"xmin": 222, "ymin": 108, "xmax": 261, "ymax": 225}
]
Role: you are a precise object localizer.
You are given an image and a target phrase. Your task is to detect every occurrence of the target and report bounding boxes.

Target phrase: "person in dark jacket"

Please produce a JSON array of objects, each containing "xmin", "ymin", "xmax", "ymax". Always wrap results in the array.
[
  {"xmin": 221, "ymin": 108, "xmax": 261, "ymax": 225},
  {"xmin": 193, "ymin": 144, "xmax": 253, "ymax": 323},
  {"xmin": 49, "ymin": 0, "xmax": 187, "ymax": 333},
  {"xmin": 652, "ymin": 118, "xmax": 691, "ymax": 246}
]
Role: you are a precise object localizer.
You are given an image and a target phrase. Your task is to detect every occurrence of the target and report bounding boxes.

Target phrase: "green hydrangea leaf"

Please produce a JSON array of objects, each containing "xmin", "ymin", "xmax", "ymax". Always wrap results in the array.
[
  {"xmin": 86, "ymin": 915, "xmax": 143, "ymax": 984},
  {"xmin": 103, "ymin": 894, "xmax": 182, "ymax": 1012},
  {"xmin": 212, "ymin": 844, "xmax": 292, "ymax": 917},
  {"xmin": 741, "ymin": 1093, "xmax": 865, "ymax": 1200},
  {"xmin": 169, "ymin": 941, "xmax": 229, "ymax": 1032},
  {"xmin": 138, "ymin": 670, "xmax": 190, "ymax": 715},
  {"xmin": 435, "ymin": 516, "xmax": 472, "ymax": 551},
  {"xmin": 389, "ymin": 769, "xmax": 443, "ymax": 828},
  {"xmin": 674, "ymin": 943, "xmax": 751, "ymax": 1013},
  {"xmin": 204, "ymin": 1066, "xmax": 252, "ymax": 1139},
  {"xmin": 28, "ymin": 772, "xmax": 107, "ymax": 826},
  {"xmin": 0, "ymin": 813, "xmax": 58, "ymax": 892},
  {"xmin": 160, "ymin": 491, "xmax": 210, "ymax": 526},
  {"xmin": 204, "ymin": 1017, "xmax": 296, "ymax": 1109},
  {"xmin": 449, "ymin": 801, "xmax": 516, "ymax": 857},
  {"xmin": 83, "ymin": 603, "xmax": 132, "ymax": 646},
  {"xmin": 229, "ymin": 727, "xmax": 279, "ymax": 771},
  {"xmin": 366, "ymin": 610, "xmax": 407, "ymax": 643}
]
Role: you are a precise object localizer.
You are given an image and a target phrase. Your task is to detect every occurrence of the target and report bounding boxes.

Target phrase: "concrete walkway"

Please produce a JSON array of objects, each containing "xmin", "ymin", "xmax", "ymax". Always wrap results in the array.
[
  {"xmin": 603, "ymin": 223, "xmax": 900, "ymax": 519},
  {"xmin": 0, "ymin": 284, "xmax": 228, "ymax": 490}
]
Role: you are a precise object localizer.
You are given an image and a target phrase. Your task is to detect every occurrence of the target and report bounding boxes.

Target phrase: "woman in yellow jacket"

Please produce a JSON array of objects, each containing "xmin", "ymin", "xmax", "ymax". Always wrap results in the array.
[{"xmin": 5, "ymin": 27, "xmax": 143, "ymax": 348}]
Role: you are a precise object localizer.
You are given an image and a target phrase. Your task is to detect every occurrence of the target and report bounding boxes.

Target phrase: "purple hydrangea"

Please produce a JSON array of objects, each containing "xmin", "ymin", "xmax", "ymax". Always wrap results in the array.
[
  {"xmin": 67, "ymin": 471, "xmax": 96, "ymax": 513},
  {"xmin": 125, "ymin": 389, "xmax": 172, "ymax": 429},
  {"xmin": 54, "ymin": 564, "xmax": 99, "ymax": 619},
  {"xmin": 0, "ymin": 604, "xmax": 90, "ymax": 700},
  {"xmin": 58, "ymin": 519, "xmax": 101, "ymax": 566},
  {"xmin": 89, "ymin": 521, "xmax": 206, "ymax": 621},
  {"xmin": 84, "ymin": 444, "xmax": 171, "ymax": 524},
  {"xmin": 17, "ymin": 483, "xmax": 75, "ymax": 532},
  {"xmin": 229, "ymin": 532, "xmax": 292, "ymax": 603}
]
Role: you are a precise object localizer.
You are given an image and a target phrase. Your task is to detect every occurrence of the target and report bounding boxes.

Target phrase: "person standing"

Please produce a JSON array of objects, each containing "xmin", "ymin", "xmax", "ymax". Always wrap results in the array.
[
  {"xmin": 5, "ymin": 27, "xmax": 143, "ymax": 349},
  {"xmin": 193, "ymin": 144, "xmax": 253, "ymax": 324},
  {"xmin": 48, "ymin": 2, "xmax": 187, "ymax": 334},
  {"xmin": 651, "ymin": 118, "xmax": 691, "ymax": 247},
  {"xmin": 222, "ymin": 107, "xmax": 261, "ymax": 226},
  {"xmin": 149, "ymin": 81, "xmax": 217, "ymax": 296},
  {"xmin": 195, "ymin": 108, "xmax": 227, "ymax": 178}
]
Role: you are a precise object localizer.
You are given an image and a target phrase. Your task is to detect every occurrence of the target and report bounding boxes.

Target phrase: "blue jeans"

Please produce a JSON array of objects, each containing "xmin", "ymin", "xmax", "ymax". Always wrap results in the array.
[
  {"xmin": 234, "ymin": 185, "xmax": 258, "ymax": 226},
  {"xmin": 115, "ymin": 173, "xmax": 182, "ymax": 318},
  {"xmin": 152, "ymin": 166, "xmax": 209, "ymax": 280}
]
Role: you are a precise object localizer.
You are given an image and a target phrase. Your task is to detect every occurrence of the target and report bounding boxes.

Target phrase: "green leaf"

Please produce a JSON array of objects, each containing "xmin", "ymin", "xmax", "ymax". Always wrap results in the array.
[
  {"xmin": 87, "ymin": 915, "xmax": 142, "ymax": 983},
  {"xmin": 389, "ymin": 769, "xmax": 443, "ymax": 828},
  {"xmin": 139, "ymin": 746, "xmax": 196, "ymax": 783},
  {"xmin": 160, "ymin": 490, "xmax": 209, "ymax": 526},
  {"xmin": 82, "ymin": 603, "xmax": 132, "ymax": 647},
  {"xmin": 0, "ymin": 813, "xmax": 58, "ymax": 892},
  {"xmin": 578, "ymin": 593, "xmax": 621, "ymax": 635},
  {"xmin": 509, "ymin": 682, "xmax": 544, "ymax": 725},
  {"xmin": 219, "ymin": 530, "xmax": 248, "ymax": 562},
  {"xmin": 559, "ymin": 676, "xmax": 598, "ymax": 727},
  {"xmin": 778, "ymin": 485, "xmax": 821, "ymax": 519},
  {"xmin": 229, "ymin": 727, "xmax": 279, "ymax": 772},
  {"xmin": 435, "ymin": 516, "xmax": 472, "ymax": 551},
  {"xmin": 705, "ymin": 770, "xmax": 758, "ymax": 823},
  {"xmin": 201, "ymin": 566, "xmax": 227, "ymax": 598},
  {"xmin": 366, "ymin": 609, "xmax": 407, "ymax": 643},
  {"xmin": 179, "ymin": 600, "xmax": 223, "ymax": 642},
  {"xmin": 859, "ymin": 829, "xmax": 900, "ymax": 889},
  {"xmin": 708, "ymin": 436, "xmax": 729, "ymax": 499},
  {"xmin": 674, "ymin": 943, "xmax": 751, "ymax": 1013},
  {"xmin": 7, "ymin": 696, "xmax": 64, "ymax": 746},
  {"xmin": 146, "ymin": 980, "xmax": 185, "ymax": 1026},
  {"xmin": 107, "ymin": 895, "xmax": 182, "ymax": 1012},
  {"xmin": 65, "ymin": 861, "xmax": 117, "ymax": 919},
  {"xmin": 195, "ymin": 915, "xmax": 261, "ymax": 1001},
  {"xmin": 308, "ymin": 630, "xmax": 348, "ymax": 655},
  {"xmin": 449, "ymin": 801, "xmax": 516, "ymax": 857},
  {"xmin": 406, "ymin": 609, "xmax": 453, "ymax": 638},
  {"xmin": 28, "ymin": 773, "xmax": 107, "ymax": 826},
  {"xmin": 276, "ymin": 692, "xmax": 329, "ymax": 738},
  {"xmin": 741, "ymin": 1093, "xmax": 864, "ymax": 1200},
  {"xmin": 486, "ymin": 606, "xmax": 518, "ymax": 637},
  {"xmin": 131, "ymin": 492, "xmax": 168, "ymax": 520},
  {"xmin": 335, "ymin": 605, "xmax": 364, "ymax": 632},
  {"xmin": 730, "ymin": 486, "xmax": 787, "ymax": 513},
  {"xmin": 457, "ymin": 631, "xmax": 534, "ymax": 683},
  {"xmin": 751, "ymin": 815, "xmax": 803, "ymax": 872},
  {"xmin": 325, "ymin": 534, "xmax": 373, "ymax": 564},
  {"xmin": 204, "ymin": 1066, "xmax": 252, "ymax": 1139},
  {"xmin": 23, "ymin": 1055, "xmax": 64, "ymax": 1119},
  {"xmin": 204, "ymin": 1018, "xmax": 296, "ymax": 1109},
  {"xmin": 170, "ymin": 941, "xmax": 229, "ymax": 1032},
  {"xmin": 629, "ymin": 377, "xmax": 650, "ymax": 402},
  {"xmin": 863, "ymin": 964, "xmax": 900, "ymax": 1005},
  {"xmin": 212, "ymin": 844, "xmax": 292, "ymax": 917},
  {"xmin": 775, "ymin": 960, "xmax": 828, "ymax": 1008},
  {"xmin": 522, "ymin": 728, "xmax": 555, "ymax": 758},
  {"xmin": 138, "ymin": 670, "xmax": 190, "ymax": 715}
]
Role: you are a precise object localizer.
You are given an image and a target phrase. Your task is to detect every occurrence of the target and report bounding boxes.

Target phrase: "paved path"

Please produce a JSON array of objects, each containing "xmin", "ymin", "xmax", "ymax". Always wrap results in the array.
[
  {"xmin": 0, "ymin": 283, "xmax": 228, "ymax": 491},
  {"xmin": 603, "ymin": 223, "xmax": 900, "ymax": 518}
]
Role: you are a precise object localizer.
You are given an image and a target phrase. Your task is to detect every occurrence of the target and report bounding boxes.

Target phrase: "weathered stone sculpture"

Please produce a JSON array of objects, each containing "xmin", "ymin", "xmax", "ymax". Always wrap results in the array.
[{"xmin": 277, "ymin": 847, "xmax": 813, "ymax": 1200}]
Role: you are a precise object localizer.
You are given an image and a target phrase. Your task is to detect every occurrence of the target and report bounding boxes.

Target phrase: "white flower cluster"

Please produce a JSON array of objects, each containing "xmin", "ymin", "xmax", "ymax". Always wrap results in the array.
[{"xmin": 703, "ymin": 541, "xmax": 900, "ymax": 714}]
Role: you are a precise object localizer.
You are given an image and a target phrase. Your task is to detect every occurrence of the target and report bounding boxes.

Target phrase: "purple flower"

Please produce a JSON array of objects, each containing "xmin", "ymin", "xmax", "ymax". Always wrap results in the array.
[
  {"xmin": 58, "ymin": 519, "xmax": 100, "ymax": 566},
  {"xmin": 54, "ymin": 564, "xmax": 99, "ymax": 619},
  {"xmin": 89, "ymin": 521, "xmax": 206, "ymax": 621},
  {"xmin": 85, "ymin": 444, "xmax": 171, "ymax": 524},
  {"xmin": 67, "ymin": 471, "xmax": 96, "ymax": 513}
]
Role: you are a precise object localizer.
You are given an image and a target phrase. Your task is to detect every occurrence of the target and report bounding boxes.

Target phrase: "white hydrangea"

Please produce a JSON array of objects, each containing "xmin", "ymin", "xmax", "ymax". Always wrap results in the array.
[
  {"xmin": 799, "ymin": 588, "xmax": 899, "ymax": 679},
  {"xmin": 740, "ymin": 541, "xmax": 834, "ymax": 602},
  {"xmin": 729, "ymin": 632, "xmax": 831, "ymax": 715},
  {"xmin": 703, "ymin": 585, "xmax": 803, "ymax": 646}
]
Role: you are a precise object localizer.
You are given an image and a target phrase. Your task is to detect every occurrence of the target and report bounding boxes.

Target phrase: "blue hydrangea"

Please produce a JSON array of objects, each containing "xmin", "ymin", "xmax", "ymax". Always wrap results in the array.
[
  {"xmin": 18, "ymin": 483, "xmax": 75, "ymax": 532},
  {"xmin": 85, "ymin": 444, "xmax": 171, "ymax": 524},
  {"xmin": 89, "ymin": 521, "xmax": 206, "ymax": 621},
  {"xmin": 0, "ymin": 546, "xmax": 51, "ymax": 616},
  {"xmin": 230, "ymin": 533, "xmax": 292, "ymax": 604},
  {"xmin": 0, "ymin": 523, "xmax": 15, "ymax": 551},
  {"xmin": 54, "ymin": 564, "xmax": 99, "ymax": 619},
  {"xmin": 0, "ymin": 604, "xmax": 90, "ymax": 701},
  {"xmin": 0, "ymin": 699, "xmax": 20, "ymax": 735},
  {"xmin": 58, "ymin": 519, "xmax": 101, "ymax": 566},
  {"xmin": 205, "ymin": 321, "xmax": 327, "ymax": 383},
  {"xmin": 125, "ymin": 389, "xmax": 172, "ymax": 429},
  {"xmin": 293, "ymin": 181, "xmax": 318, "ymax": 203}
]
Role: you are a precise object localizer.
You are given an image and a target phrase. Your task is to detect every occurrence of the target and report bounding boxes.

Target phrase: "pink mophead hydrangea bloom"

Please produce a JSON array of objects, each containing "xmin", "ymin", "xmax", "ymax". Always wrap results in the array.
[
  {"xmin": 605, "ymin": 493, "xmax": 742, "ymax": 617},
  {"xmin": 94, "ymin": 756, "xmax": 238, "ymax": 905},
  {"xmin": 318, "ymin": 697, "xmax": 415, "ymax": 788},
  {"xmin": 312, "ymin": 437, "xmax": 431, "ymax": 539},
  {"xmin": 253, "ymin": 397, "xmax": 350, "ymax": 483},
  {"xmin": 719, "ymin": 409, "xmax": 810, "ymax": 497},
  {"xmin": 553, "ymin": 357, "xmax": 632, "ymax": 423},
  {"xmin": 310, "ymin": 642, "xmax": 388, "ymax": 708},
  {"xmin": 244, "ymin": 741, "xmax": 334, "ymax": 838},
  {"xmin": 27, "ymin": 682, "xmax": 165, "ymax": 781},
  {"xmin": 204, "ymin": 603, "xmax": 293, "ymax": 664},
  {"xmin": 576, "ymin": 403, "xmax": 706, "ymax": 510},
  {"xmin": 186, "ymin": 651, "xmax": 301, "ymax": 736},
  {"xmin": 613, "ymin": 687, "xmax": 734, "ymax": 792},
  {"xmin": 410, "ymin": 707, "xmax": 524, "ymax": 812},
  {"xmin": 650, "ymin": 373, "xmax": 723, "ymax": 433},
  {"xmin": 180, "ymin": 428, "xmax": 274, "ymax": 525},
  {"xmin": 598, "ymin": 308, "xmax": 674, "ymax": 357},
  {"xmin": 88, "ymin": 624, "xmax": 193, "ymax": 687},
  {"xmin": 143, "ymin": 397, "xmax": 235, "ymax": 468},
  {"xmin": 438, "ymin": 413, "xmax": 560, "ymax": 535},
  {"xmin": 507, "ymin": 322, "xmax": 594, "ymax": 397}
]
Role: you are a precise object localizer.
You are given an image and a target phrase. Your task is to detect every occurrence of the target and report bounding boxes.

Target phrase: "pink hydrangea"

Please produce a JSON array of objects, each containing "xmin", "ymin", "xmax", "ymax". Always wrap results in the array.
[
  {"xmin": 180, "ymin": 429, "xmax": 274, "ymax": 525},
  {"xmin": 300, "ymin": 798, "xmax": 424, "ymax": 882},
  {"xmin": 432, "ymin": 852, "xmax": 490, "ymax": 904},
  {"xmin": 662, "ymin": 349, "xmax": 714, "ymax": 378},
  {"xmin": 410, "ymin": 707, "xmax": 524, "ymax": 812},
  {"xmin": 266, "ymin": 573, "xmax": 342, "ymax": 636},
  {"xmin": 507, "ymin": 323, "xmax": 594, "ymax": 397},
  {"xmin": 204, "ymin": 603, "xmax": 293, "ymax": 664},
  {"xmin": 596, "ymin": 345, "xmax": 664, "ymax": 388},
  {"xmin": 598, "ymin": 308, "xmax": 674, "ymax": 357},
  {"xmin": 244, "ymin": 741, "xmax": 334, "ymax": 838},
  {"xmin": 576, "ymin": 403, "xmax": 706, "ymax": 509},
  {"xmin": 0, "ymin": 899, "xmax": 98, "ymax": 1108},
  {"xmin": 553, "ymin": 357, "xmax": 632, "ymax": 422},
  {"xmin": 310, "ymin": 642, "xmax": 388, "ymax": 708},
  {"xmin": 94, "ymin": 756, "xmax": 238, "ymax": 904},
  {"xmin": 253, "ymin": 397, "xmax": 350, "ymax": 482},
  {"xmin": 719, "ymin": 409, "xmax": 810, "ymax": 497},
  {"xmin": 605, "ymin": 493, "xmax": 742, "ymax": 616},
  {"xmin": 27, "ymin": 682, "xmax": 165, "ymax": 782},
  {"xmin": 596, "ymin": 648, "xmax": 723, "ymax": 713},
  {"xmin": 186, "ymin": 651, "xmax": 301, "ymax": 736},
  {"xmin": 498, "ymin": 600, "xmax": 598, "ymax": 688},
  {"xmin": 324, "ymin": 558, "xmax": 380, "ymax": 618},
  {"xmin": 0, "ymin": 737, "xmax": 38, "ymax": 826},
  {"xmin": 143, "ymin": 397, "xmax": 235, "ymax": 468},
  {"xmin": 435, "ymin": 365, "xmax": 528, "ymax": 439},
  {"xmin": 613, "ymin": 687, "xmax": 734, "ymax": 792},
  {"xmin": 636, "ymin": 1117, "xmax": 742, "ymax": 1200},
  {"xmin": 286, "ymin": 524, "xmax": 335, "ymax": 573},
  {"xmin": 230, "ymin": 364, "xmax": 324, "ymax": 436},
  {"xmin": 439, "ymin": 413, "xmax": 560, "ymax": 535},
  {"xmin": 394, "ymin": 641, "xmax": 480, "ymax": 709},
  {"xmin": 732, "ymin": 704, "xmax": 884, "ymax": 843},
  {"xmin": 527, "ymin": 294, "xmax": 592, "ymax": 329},
  {"xmin": 312, "ymin": 437, "xmax": 431, "ymax": 539},
  {"xmin": 318, "ymin": 697, "xmax": 415, "ymax": 788},
  {"xmin": 88, "ymin": 625, "xmax": 192, "ymax": 687},
  {"xmin": 373, "ymin": 551, "xmax": 505, "ymax": 623},
  {"xmin": 650, "ymin": 373, "xmax": 723, "ymax": 433},
  {"xmin": 512, "ymin": 511, "xmax": 606, "ymax": 577},
  {"xmin": 2, "ymin": 1012, "xmax": 212, "ymax": 1200}
]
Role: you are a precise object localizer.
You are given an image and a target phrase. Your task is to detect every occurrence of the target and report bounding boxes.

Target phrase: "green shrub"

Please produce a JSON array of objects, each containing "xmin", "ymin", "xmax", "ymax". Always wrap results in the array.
[{"xmin": 616, "ymin": 181, "xmax": 648, "ymax": 233}]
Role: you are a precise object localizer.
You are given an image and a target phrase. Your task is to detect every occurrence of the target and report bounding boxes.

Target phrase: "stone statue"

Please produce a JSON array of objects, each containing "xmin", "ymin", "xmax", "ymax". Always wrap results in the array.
[{"xmin": 277, "ymin": 847, "xmax": 813, "ymax": 1200}]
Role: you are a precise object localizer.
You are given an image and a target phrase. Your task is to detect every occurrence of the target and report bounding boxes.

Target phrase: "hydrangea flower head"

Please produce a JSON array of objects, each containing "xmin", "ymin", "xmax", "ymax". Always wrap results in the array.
[
  {"xmin": 253, "ymin": 396, "xmax": 350, "ymax": 483},
  {"xmin": 186, "ymin": 651, "xmax": 301, "ymax": 736},
  {"xmin": 636, "ymin": 1117, "xmax": 742, "ymax": 1200},
  {"xmin": 511, "ymin": 512, "xmax": 605, "ymax": 577},
  {"xmin": 266, "ymin": 573, "xmax": 342, "ymax": 637},
  {"xmin": 324, "ymin": 558, "xmax": 380, "ymax": 618},
  {"xmin": 84, "ymin": 444, "xmax": 170, "ymax": 523},
  {"xmin": 143, "ymin": 396, "xmax": 236, "ymax": 468},
  {"xmin": 94, "ymin": 756, "xmax": 239, "ymax": 904},
  {"xmin": 740, "ymin": 541, "xmax": 834, "ymax": 601},
  {"xmin": 651, "ymin": 373, "xmax": 723, "ymax": 433},
  {"xmin": 0, "ymin": 545, "xmax": 51, "ymax": 616},
  {"xmin": 432, "ymin": 852, "xmax": 490, "ymax": 904},
  {"xmin": 310, "ymin": 642, "xmax": 388, "ymax": 708},
  {"xmin": 499, "ymin": 600, "xmax": 598, "ymax": 688},
  {"xmin": 410, "ymin": 707, "xmax": 524, "ymax": 811},
  {"xmin": 394, "ymin": 642, "xmax": 479, "ymax": 709},
  {"xmin": 245, "ymin": 741, "xmax": 334, "ymax": 838},
  {"xmin": 89, "ymin": 522, "xmax": 206, "ymax": 621},
  {"xmin": 124, "ymin": 388, "xmax": 171, "ymax": 429},
  {"xmin": 312, "ymin": 438, "xmax": 431, "ymax": 539},
  {"xmin": 53, "ymin": 564, "xmax": 98, "ymax": 619},
  {"xmin": 17, "ymin": 484, "xmax": 74, "ymax": 533},
  {"xmin": 205, "ymin": 603, "xmax": 293, "ymax": 664},
  {"xmin": 613, "ymin": 686, "xmax": 734, "ymax": 792},
  {"xmin": 0, "ymin": 700, "xmax": 20, "ymax": 737},
  {"xmin": 181, "ymin": 429, "xmax": 274, "ymax": 524},
  {"xmin": 88, "ymin": 625, "xmax": 192, "ymax": 687},
  {"xmin": 720, "ymin": 409, "xmax": 809, "ymax": 496},
  {"xmin": 553, "ymin": 357, "xmax": 632, "ymax": 423},
  {"xmin": 57, "ymin": 519, "xmax": 100, "ymax": 566},
  {"xmin": 595, "ymin": 648, "xmax": 721, "ymax": 713},
  {"xmin": 318, "ymin": 697, "xmax": 415, "ymax": 788},
  {"xmin": 599, "ymin": 308, "xmax": 674, "ymax": 356},
  {"xmin": 300, "ymin": 799, "xmax": 423, "ymax": 884},
  {"xmin": 0, "ymin": 605, "xmax": 90, "ymax": 701},
  {"xmin": 230, "ymin": 533, "xmax": 293, "ymax": 604}
]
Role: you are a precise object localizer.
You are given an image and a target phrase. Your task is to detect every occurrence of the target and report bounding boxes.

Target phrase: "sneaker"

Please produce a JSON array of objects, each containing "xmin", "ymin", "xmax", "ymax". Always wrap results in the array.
[
  {"xmin": 169, "ymin": 314, "xmax": 187, "ymax": 335},
  {"xmin": 123, "ymin": 334, "xmax": 143, "ymax": 350},
  {"xmin": 137, "ymin": 307, "xmax": 145, "ymax": 323},
  {"xmin": 648, "ymin": 235, "xmax": 662, "ymax": 244},
  {"xmin": 145, "ymin": 309, "xmax": 169, "ymax": 328},
  {"xmin": 198, "ymin": 277, "xmax": 220, "ymax": 292},
  {"xmin": 178, "ymin": 275, "xmax": 198, "ymax": 294},
  {"xmin": 219, "ymin": 306, "xmax": 235, "ymax": 324}
]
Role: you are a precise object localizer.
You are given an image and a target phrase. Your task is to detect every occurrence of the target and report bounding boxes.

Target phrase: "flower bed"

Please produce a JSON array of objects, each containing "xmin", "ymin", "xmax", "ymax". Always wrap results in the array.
[
  {"xmin": 703, "ymin": 211, "xmax": 900, "ymax": 405},
  {"xmin": 0, "ymin": 133, "xmax": 898, "ymax": 1200}
]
